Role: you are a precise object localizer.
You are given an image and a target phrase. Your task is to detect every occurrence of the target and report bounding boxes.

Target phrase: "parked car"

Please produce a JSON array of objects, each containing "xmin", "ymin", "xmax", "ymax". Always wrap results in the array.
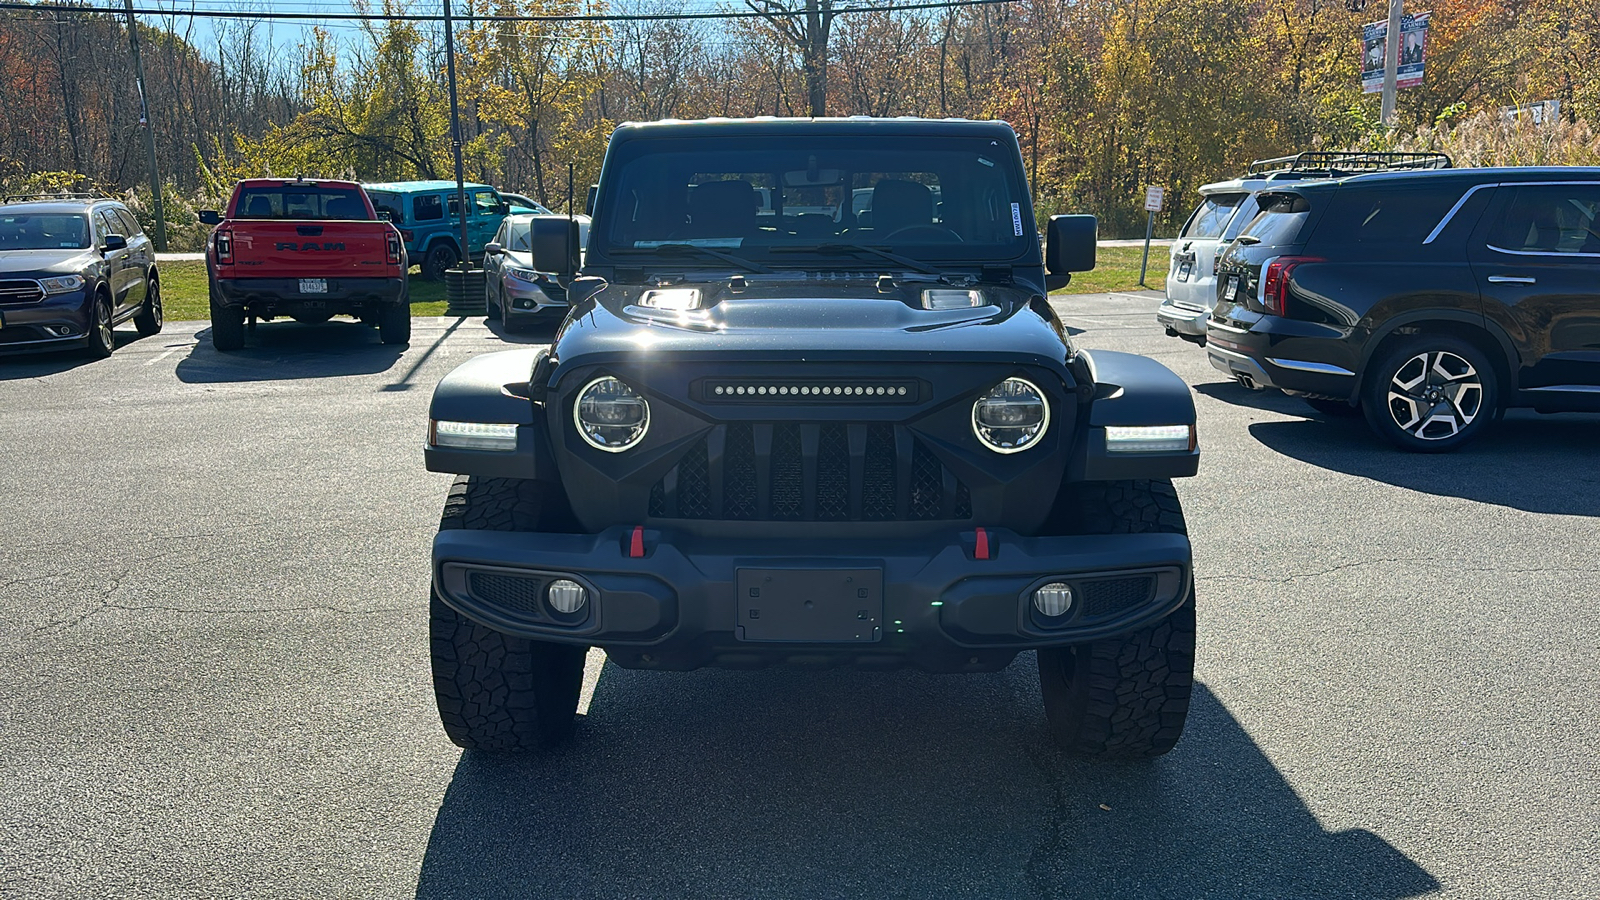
[
  {"xmin": 1158, "ymin": 152, "xmax": 1451, "ymax": 344},
  {"xmin": 364, "ymin": 181, "xmax": 516, "ymax": 280},
  {"xmin": 0, "ymin": 195, "xmax": 161, "ymax": 357},
  {"xmin": 1208, "ymin": 165, "xmax": 1600, "ymax": 452},
  {"xmin": 482, "ymin": 212, "xmax": 591, "ymax": 331},
  {"xmin": 423, "ymin": 117, "xmax": 1202, "ymax": 758},
  {"xmin": 497, "ymin": 192, "xmax": 554, "ymax": 215},
  {"xmin": 198, "ymin": 178, "xmax": 409, "ymax": 351}
]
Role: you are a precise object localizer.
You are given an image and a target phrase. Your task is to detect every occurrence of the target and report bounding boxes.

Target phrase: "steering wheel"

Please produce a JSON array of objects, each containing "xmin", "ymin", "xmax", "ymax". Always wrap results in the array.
[{"xmin": 883, "ymin": 224, "xmax": 965, "ymax": 243}]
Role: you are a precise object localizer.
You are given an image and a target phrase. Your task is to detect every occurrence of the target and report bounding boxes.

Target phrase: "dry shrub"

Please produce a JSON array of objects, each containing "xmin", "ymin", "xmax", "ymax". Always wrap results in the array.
[{"xmin": 1368, "ymin": 111, "xmax": 1600, "ymax": 167}]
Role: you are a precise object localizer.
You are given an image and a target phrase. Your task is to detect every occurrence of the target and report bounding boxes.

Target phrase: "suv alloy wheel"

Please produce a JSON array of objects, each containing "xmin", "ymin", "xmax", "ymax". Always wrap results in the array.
[{"xmin": 1361, "ymin": 335, "xmax": 1498, "ymax": 452}]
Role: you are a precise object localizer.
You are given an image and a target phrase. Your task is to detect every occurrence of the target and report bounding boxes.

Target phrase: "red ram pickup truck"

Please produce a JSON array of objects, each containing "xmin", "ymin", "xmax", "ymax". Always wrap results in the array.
[{"xmin": 199, "ymin": 178, "xmax": 409, "ymax": 351}]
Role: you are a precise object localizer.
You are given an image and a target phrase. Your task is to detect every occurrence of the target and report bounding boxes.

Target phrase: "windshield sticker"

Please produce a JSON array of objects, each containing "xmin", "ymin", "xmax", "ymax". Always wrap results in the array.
[
  {"xmin": 978, "ymin": 156, "xmax": 995, "ymax": 167},
  {"xmin": 1011, "ymin": 203, "xmax": 1025, "ymax": 236},
  {"xmin": 634, "ymin": 238, "xmax": 744, "ymax": 249}
]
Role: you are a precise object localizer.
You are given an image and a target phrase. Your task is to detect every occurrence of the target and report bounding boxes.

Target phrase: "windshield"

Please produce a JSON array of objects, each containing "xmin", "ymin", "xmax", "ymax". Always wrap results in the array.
[
  {"xmin": 596, "ymin": 135, "xmax": 1032, "ymax": 263},
  {"xmin": 234, "ymin": 186, "xmax": 371, "ymax": 220},
  {"xmin": 0, "ymin": 214, "xmax": 90, "ymax": 250}
]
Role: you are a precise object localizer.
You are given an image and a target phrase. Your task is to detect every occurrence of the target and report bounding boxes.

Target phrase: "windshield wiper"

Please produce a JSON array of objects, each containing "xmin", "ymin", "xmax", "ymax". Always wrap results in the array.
[
  {"xmin": 613, "ymin": 243, "xmax": 771, "ymax": 274},
  {"xmin": 770, "ymin": 242, "xmax": 940, "ymax": 276}
]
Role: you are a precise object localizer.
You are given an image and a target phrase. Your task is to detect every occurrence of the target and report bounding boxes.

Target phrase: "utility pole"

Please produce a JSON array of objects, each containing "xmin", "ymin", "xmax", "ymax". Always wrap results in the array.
[
  {"xmin": 1380, "ymin": 0, "xmax": 1403, "ymax": 125},
  {"xmin": 121, "ymin": 0, "xmax": 166, "ymax": 250},
  {"xmin": 442, "ymin": 0, "xmax": 469, "ymax": 268}
]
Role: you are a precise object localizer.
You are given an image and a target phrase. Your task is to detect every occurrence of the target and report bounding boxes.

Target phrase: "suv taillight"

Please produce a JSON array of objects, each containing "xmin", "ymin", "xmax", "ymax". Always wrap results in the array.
[
  {"xmin": 1260, "ymin": 256, "xmax": 1321, "ymax": 316},
  {"xmin": 386, "ymin": 230, "xmax": 402, "ymax": 265},
  {"xmin": 399, "ymin": 228, "xmax": 414, "ymax": 242},
  {"xmin": 215, "ymin": 229, "xmax": 234, "ymax": 265}
]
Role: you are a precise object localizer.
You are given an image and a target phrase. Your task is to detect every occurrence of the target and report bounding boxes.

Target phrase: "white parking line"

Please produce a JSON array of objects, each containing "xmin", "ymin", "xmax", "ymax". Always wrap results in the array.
[
  {"xmin": 576, "ymin": 646, "xmax": 607, "ymax": 716},
  {"xmin": 143, "ymin": 347, "xmax": 180, "ymax": 367}
]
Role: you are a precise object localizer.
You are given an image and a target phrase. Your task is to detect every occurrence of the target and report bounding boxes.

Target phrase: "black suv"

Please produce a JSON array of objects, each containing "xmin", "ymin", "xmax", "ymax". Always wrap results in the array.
[
  {"xmin": 422, "ymin": 118, "xmax": 1203, "ymax": 758},
  {"xmin": 0, "ymin": 196, "xmax": 162, "ymax": 357},
  {"xmin": 1207, "ymin": 167, "xmax": 1600, "ymax": 451}
]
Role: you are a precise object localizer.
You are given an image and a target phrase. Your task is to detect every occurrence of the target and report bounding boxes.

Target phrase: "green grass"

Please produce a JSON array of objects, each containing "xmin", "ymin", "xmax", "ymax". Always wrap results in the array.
[
  {"xmin": 156, "ymin": 245, "xmax": 1162, "ymax": 321},
  {"xmin": 1053, "ymin": 245, "xmax": 1166, "ymax": 295},
  {"xmin": 158, "ymin": 259, "xmax": 449, "ymax": 320}
]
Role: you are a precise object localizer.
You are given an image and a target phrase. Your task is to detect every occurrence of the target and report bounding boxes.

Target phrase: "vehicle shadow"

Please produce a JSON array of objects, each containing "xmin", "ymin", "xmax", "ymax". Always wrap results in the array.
[
  {"xmin": 0, "ymin": 331, "xmax": 144, "ymax": 381},
  {"xmin": 174, "ymin": 321, "xmax": 406, "ymax": 383},
  {"xmin": 1191, "ymin": 379, "xmax": 1325, "ymax": 417},
  {"xmin": 414, "ymin": 673, "xmax": 1436, "ymax": 900},
  {"xmin": 483, "ymin": 316, "xmax": 562, "ymax": 345},
  {"xmin": 1249, "ymin": 413, "xmax": 1600, "ymax": 516}
]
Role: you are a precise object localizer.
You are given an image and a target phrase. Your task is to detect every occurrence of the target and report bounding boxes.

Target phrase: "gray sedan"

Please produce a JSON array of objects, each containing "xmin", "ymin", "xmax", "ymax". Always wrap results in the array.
[{"xmin": 483, "ymin": 213, "xmax": 590, "ymax": 332}]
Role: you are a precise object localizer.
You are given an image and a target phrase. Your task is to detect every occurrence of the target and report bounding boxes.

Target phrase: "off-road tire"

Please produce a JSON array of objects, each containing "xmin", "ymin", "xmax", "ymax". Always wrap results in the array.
[
  {"xmin": 1037, "ymin": 479, "xmax": 1195, "ymax": 757},
  {"xmin": 1361, "ymin": 334, "xmax": 1498, "ymax": 453},
  {"xmin": 431, "ymin": 476, "xmax": 588, "ymax": 752},
  {"xmin": 377, "ymin": 301, "xmax": 411, "ymax": 345},
  {"xmin": 1303, "ymin": 396, "xmax": 1361, "ymax": 418},
  {"xmin": 86, "ymin": 292, "xmax": 116, "ymax": 358},
  {"xmin": 209, "ymin": 283, "xmax": 246, "ymax": 351},
  {"xmin": 134, "ymin": 277, "xmax": 163, "ymax": 337},
  {"xmin": 422, "ymin": 242, "xmax": 459, "ymax": 282}
]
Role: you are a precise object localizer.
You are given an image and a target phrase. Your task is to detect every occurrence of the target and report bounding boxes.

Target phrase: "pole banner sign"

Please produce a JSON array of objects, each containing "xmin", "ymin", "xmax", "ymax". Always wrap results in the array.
[{"xmin": 1361, "ymin": 12, "xmax": 1429, "ymax": 94}]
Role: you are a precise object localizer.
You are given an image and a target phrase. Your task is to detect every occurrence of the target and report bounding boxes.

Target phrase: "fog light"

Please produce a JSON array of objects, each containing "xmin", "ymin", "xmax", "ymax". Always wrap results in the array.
[
  {"xmin": 520, "ymin": 299, "xmax": 535, "ymax": 309},
  {"xmin": 546, "ymin": 579, "xmax": 588, "ymax": 614},
  {"xmin": 1032, "ymin": 582, "xmax": 1074, "ymax": 617}
]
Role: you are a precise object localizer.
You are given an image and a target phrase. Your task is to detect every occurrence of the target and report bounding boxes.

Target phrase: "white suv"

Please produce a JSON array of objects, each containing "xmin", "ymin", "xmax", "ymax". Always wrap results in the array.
[{"xmin": 1155, "ymin": 177, "xmax": 1269, "ymax": 344}]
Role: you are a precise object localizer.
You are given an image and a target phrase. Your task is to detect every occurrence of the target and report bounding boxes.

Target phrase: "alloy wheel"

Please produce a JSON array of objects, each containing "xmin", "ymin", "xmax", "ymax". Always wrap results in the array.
[
  {"xmin": 96, "ymin": 299, "xmax": 114, "ymax": 350},
  {"xmin": 150, "ymin": 283, "xmax": 163, "ymax": 328},
  {"xmin": 1385, "ymin": 350, "xmax": 1483, "ymax": 440}
]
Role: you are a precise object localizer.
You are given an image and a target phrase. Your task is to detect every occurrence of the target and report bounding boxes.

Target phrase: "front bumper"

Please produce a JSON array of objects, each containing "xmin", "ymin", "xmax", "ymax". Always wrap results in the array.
[
  {"xmin": 433, "ymin": 526, "xmax": 1192, "ymax": 673},
  {"xmin": 0, "ymin": 290, "xmax": 93, "ymax": 354},
  {"xmin": 500, "ymin": 276, "xmax": 568, "ymax": 327}
]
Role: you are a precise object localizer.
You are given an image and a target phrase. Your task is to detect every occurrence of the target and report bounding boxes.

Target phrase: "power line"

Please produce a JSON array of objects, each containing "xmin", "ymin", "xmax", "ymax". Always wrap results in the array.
[{"xmin": 0, "ymin": 0, "xmax": 1021, "ymax": 24}]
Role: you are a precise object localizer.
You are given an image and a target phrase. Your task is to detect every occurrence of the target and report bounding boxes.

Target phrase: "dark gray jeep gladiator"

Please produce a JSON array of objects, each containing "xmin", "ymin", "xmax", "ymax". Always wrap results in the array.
[{"xmin": 424, "ymin": 118, "xmax": 1201, "ymax": 757}]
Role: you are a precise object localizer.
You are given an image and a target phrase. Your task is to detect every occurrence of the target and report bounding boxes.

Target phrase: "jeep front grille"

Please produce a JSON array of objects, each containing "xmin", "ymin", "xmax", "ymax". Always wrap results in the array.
[
  {"xmin": 649, "ymin": 423, "xmax": 973, "ymax": 521},
  {"xmin": 0, "ymin": 280, "xmax": 45, "ymax": 304}
]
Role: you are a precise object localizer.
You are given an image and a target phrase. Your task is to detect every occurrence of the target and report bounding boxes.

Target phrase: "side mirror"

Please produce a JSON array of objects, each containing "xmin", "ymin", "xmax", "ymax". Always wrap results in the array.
[
  {"xmin": 102, "ymin": 234, "xmax": 128, "ymax": 252},
  {"xmin": 528, "ymin": 215, "xmax": 580, "ymax": 276},
  {"xmin": 483, "ymin": 242, "xmax": 503, "ymax": 256},
  {"xmin": 497, "ymin": 203, "xmax": 510, "ymax": 215},
  {"xmin": 585, "ymin": 185, "xmax": 599, "ymax": 216},
  {"xmin": 198, "ymin": 210, "xmax": 221, "ymax": 226},
  {"xmin": 1045, "ymin": 214, "xmax": 1096, "ymax": 291}
]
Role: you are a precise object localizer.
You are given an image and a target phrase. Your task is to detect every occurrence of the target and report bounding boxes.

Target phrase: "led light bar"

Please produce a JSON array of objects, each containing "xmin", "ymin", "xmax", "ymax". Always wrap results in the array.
[
  {"xmin": 431, "ymin": 420, "xmax": 519, "ymax": 451},
  {"xmin": 703, "ymin": 380, "xmax": 919, "ymax": 402},
  {"xmin": 1104, "ymin": 424, "xmax": 1194, "ymax": 453}
]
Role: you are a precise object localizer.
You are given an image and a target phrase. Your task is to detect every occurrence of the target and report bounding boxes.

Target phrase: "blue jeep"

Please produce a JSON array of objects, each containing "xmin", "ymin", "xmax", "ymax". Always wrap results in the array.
[{"xmin": 365, "ymin": 181, "xmax": 539, "ymax": 281}]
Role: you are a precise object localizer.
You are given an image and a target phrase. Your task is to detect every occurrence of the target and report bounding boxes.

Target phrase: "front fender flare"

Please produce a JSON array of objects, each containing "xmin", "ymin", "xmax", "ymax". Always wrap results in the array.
[
  {"xmin": 425, "ymin": 348, "xmax": 553, "ymax": 479},
  {"xmin": 1068, "ymin": 349, "xmax": 1200, "ymax": 481}
]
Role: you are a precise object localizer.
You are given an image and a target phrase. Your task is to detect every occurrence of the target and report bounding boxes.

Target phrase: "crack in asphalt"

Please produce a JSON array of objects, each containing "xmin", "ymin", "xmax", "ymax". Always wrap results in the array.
[{"xmin": 1199, "ymin": 556, "xmax": 1600, "ymax": 585}]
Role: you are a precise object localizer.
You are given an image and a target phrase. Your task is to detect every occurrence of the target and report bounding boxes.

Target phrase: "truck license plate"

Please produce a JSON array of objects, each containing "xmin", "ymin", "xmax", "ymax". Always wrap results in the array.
[
  {"xmin": 735, "ymin": 568, "xmax": 883, "ymax": 642},
  {"xmin": 1224, "ymin": 276, "xmax": 1239, "ymax": 301},
  {"xmin": 298, "ymin": 278, "xmax": 328, "ymax": 294}
]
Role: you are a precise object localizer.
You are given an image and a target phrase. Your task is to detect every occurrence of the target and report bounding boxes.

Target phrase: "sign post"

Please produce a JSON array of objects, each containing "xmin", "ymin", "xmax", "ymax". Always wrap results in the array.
[{"xmin": 1139, "ymin": 185, "xmax": 1164, "ymax": 288}]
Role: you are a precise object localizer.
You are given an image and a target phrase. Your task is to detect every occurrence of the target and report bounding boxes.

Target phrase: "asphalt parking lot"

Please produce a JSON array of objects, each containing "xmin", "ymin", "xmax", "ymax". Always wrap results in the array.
[{"xmin": 1, "ymin": 294, "xmax": 1595, "ymax": 899}]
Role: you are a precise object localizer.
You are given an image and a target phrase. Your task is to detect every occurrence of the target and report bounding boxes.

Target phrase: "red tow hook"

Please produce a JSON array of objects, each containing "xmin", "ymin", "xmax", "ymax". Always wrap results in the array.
[
  {"xmin": 627, "ymin": 526, "xmax": 646, "ymax": 558},
  {"xmin": 974, "ymin": 527, "xmax": 992, "ymax": 560}
]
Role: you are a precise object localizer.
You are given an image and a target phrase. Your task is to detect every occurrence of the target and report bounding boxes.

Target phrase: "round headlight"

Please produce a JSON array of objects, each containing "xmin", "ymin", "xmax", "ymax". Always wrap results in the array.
[
  {"xmin": 574, "ymin": 376, "xmax": 649, "ymax": 452},
  {"xmin": 972, "ymin": 377, "xmax": 1049, "ymax": 453}
]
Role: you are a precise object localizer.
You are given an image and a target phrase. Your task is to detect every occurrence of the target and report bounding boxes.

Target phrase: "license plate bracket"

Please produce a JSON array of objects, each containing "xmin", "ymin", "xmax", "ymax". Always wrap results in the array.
[
  {"xmin": 735, "ymin": 568, "xmax": 883, "ymax": 642},
  {"xmin": 1223, "ymin": 276, "xmax": 1239, "ymax": 301},
  {"xmin": 299, "ymin": 278, "xmax": 328, "ymax": 294},
  {"xmin": 1176, "ymin": 259, "xmax": 1193, "ymax": 282}
]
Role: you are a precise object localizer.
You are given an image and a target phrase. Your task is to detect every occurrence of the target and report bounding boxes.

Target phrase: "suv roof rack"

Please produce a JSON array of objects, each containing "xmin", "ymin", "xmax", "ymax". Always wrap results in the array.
[
  {"xmin": 1, "ymin": 191, "xmax": 115, "ymax": 203},
  {"xmin": 1246, "ymin": 151, "xmax": 1452, "ymax": 176}
]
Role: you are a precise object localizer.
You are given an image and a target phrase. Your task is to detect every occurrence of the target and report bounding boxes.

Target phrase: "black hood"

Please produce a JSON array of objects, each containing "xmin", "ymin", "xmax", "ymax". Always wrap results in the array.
[{"xmin": 549, "ymin": 278, "xmax": 1074, "ymax": 381}]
